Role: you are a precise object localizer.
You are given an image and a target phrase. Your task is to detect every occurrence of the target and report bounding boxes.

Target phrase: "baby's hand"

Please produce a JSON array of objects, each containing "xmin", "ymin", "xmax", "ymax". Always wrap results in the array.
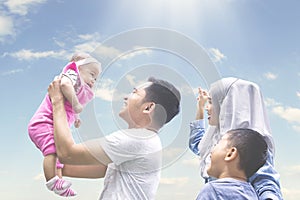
[
  {"xmin": 74, "ymin": 118, "xmax": 81, "ymax": 128},
  {"xmin": 73, "ymin": 104, "xmax": 83, "ymax": 113}
]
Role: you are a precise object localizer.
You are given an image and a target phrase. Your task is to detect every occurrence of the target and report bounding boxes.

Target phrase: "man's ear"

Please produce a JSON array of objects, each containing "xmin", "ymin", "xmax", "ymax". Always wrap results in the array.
[
  {"xmin": 143, "ymin": 102, "xmax": 155, "ymax": 113},
  {"xmin": 224, "ymin": 147, "xmax": 238, "ymax": 161}
]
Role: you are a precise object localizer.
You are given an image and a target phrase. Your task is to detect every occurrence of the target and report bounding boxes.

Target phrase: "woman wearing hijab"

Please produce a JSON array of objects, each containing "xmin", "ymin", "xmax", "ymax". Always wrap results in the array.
[{"xmin": 189, "ymin": 77, "xmax": 283, "ymax": 200}]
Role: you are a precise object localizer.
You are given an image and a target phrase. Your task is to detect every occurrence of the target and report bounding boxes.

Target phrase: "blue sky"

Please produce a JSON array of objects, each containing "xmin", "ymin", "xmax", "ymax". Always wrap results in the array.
[{"xmin": 1, "ymin": 0, "xmax": 300, "ymax": 199}]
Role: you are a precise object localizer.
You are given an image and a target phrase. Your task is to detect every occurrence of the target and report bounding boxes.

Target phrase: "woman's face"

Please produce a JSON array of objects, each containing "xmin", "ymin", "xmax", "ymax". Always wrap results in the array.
[{"xmin": 206, "ymin": 97, "xmax": 219, "ymax": 126}]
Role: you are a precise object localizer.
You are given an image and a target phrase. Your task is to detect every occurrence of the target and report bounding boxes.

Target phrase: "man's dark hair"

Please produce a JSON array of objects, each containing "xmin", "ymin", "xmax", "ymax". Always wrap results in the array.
[
  {"xmin": 144, "ymin": 77, "xmax": 181, "ymax": 127},
  {"xmin": 226, "ymin": 128, "xmax": 268, "ymax": 178}
]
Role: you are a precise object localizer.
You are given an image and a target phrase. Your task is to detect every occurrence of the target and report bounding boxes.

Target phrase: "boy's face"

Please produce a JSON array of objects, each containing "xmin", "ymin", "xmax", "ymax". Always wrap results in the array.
[
  {"xmin": 207, "ymin": 134, "xmax": 230, "ymax": 178},
  {"xmin": 79, "ymin": 63, "xmax": 101, "ymax": 88}
]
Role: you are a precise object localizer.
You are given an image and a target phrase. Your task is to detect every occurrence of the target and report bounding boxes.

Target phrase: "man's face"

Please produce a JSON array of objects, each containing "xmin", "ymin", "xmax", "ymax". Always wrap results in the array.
[
  {"xmin": 207, "ymin": 134, "xmax": 230, "ymax": 178},
  {"xmin": 119, "ymin": 82, "xmax": 153, "ymax": 127}
]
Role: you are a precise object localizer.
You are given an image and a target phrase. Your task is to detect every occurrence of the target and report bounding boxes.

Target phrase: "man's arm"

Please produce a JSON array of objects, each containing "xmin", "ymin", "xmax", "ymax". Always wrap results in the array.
[
  {"xmin": 62, "ymin": 164, "xmax": 107, "ymax": 179},
  {"xmin": 48, "ymin": 78, "xmax": 112, "ymax": 166}
]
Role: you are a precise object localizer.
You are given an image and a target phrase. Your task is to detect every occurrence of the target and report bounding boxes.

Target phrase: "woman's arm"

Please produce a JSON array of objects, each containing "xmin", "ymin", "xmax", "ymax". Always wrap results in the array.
[
  {"xmin": 189, "ymin": 120, "xmax": 205, "ymax": 155},
  {"xmin": 189, "ymin": 88, "xmax": 208, "ymax": 155}
]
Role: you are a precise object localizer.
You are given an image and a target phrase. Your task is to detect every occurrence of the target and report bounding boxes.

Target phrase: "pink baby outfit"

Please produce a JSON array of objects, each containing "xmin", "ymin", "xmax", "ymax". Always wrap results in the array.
[{"xmin": 28, "ymin": 62, "xmax": 94, "ymax": 157}]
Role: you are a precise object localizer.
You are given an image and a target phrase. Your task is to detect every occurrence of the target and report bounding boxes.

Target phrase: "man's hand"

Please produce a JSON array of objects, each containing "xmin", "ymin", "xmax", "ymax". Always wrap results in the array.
[{"xmin": 48, "ymin": 76, "xmax": 64, "ymax": 105}]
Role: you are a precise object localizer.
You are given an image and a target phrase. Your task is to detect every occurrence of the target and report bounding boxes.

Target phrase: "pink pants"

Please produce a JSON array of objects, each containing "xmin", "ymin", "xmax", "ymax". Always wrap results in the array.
[{"xmin": 28, "ymin": 126, "xmax": 64, "ymax": 169}]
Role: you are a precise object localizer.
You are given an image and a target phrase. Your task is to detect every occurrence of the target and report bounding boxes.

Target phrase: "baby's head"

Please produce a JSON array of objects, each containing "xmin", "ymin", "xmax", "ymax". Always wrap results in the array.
[{"xmin": 70, "ymin": 52, "xmax": 102, "ymax": 88}]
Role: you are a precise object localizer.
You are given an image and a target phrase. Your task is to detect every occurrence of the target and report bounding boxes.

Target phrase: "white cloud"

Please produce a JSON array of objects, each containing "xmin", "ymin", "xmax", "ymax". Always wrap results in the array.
[
  {"xmin": 208, "ymin": 48, "xmax": 226, "ymax": 62},
  {"xmin": 297, "ymin": 92, "xmax": 300, "ymax": 99},
  {"xmin": 94, "ymin": 45, "xmax": 122, "ymax": 60},
  {"xmin": 120, "ymin": 47, "xmax": 152, "ymax": 60},
  {"xmin": 177, "ymin": 85, "xmax": 199, "ymax": 97},
  {"xmin": 4, "ymin": 31, "xmax": 149, "ymax": 63},
  {"xmin": 4, "ymin": 0, "xmax": 46, "ymax": 16},
  {"xmin": 1, "ymin": 68, "xmax": 23, "ymax": 76},
  {"xmin": 162, "ymin": 147, "xmax": 185, "ymax": 160},
  {"xmin": 272, "ymin": 106, "xmax": 300, "ymax": 124},
  {"xmin": 265, "ymin": 98, "xmax": 300, "ymax": 133},
  {"xmin": 182, "ymin": 157, "xmax": 199, "ymax": 167},
  {"xmin": 74, "ymin": 41, "xmax": 102, "ymax": 55},
  {"xmin": 33, "ymin": 173, "xmax": 44, "ymax": 180},
  {"xmin": 78, "ymin": 33, "xmax": 101, "ymax": 41},
  {"xmin": 94, "ymin": 45, "xmax": 152, "ymax": 61},
  {"xmin": 95, "ymin": 87, "xmax": 114, "ymax": 101},
  {"xmin": 95, "ymin": 78, "xmax": 115, "ymax": 101},
  {"xmin": 285, "ymin": 165, "xmax": 300, "ymax": 175},
  {"xmin": 0, "ymin": 15, "xmax": 14, "ymax": 40},
  {"xmin": 264, "ymin": 98, "xmax": 281, "ymax": 107},
  {"xmin": 292, "ymin": 125, "xmax": 300, "ymax": 133},
  {"xmin": 282, "ymin": 188, "xmax": 300, "ymax": 200},
  {"xmin": 160, "ymin": 177, "xmax": 189, "ymax": 186},
  {"xmin": 281, "ymin": 165, "xmax": 300, "ymax": 199},
  {"xmin": 95, "ymin": 78, "xmax": 124, "ymax": 102},
  {"xmin": 5, "ymin": 49, "xmax": 68, "ymax": 60},
  {"xmin": 0, "ymin": 0, "xmax": 46, "ymax": 42},
  {"xmin": 125, "ymin": 74, "xmax": 137, "ymax": 86},
  {"xmin": 264, "ymin": 72, "xmax": 278, "ymax": 80},
  {"xmin": 124, "ymin": 74, "xmax": 148, "ymax": 88},
  {"xmin": 0, "ymin": 170, "xmax": 8, "ymax": 175},
  {"xmin": 51, "ymin": 32, "xmax": 101, "ymax": 50},
  {"xmin": 53, "ymin": 37, "xmax": 66, "ymax": 48}
]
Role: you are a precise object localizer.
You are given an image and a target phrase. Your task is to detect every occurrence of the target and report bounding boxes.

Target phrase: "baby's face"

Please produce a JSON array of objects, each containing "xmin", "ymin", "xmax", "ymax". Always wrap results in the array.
[{"xmin": 79, "ymin": 63, "xmax": 101, "ymax": 88}]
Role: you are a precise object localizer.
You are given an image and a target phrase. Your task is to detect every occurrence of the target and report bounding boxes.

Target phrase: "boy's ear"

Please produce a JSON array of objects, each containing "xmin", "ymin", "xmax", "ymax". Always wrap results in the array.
[
  {"xmin": 143, "ymin": 102, "xmax": 155, "ymax": 113},
  {"xmin": 225, "ymin": 147, "xmax": 238, "ymax": 161}
]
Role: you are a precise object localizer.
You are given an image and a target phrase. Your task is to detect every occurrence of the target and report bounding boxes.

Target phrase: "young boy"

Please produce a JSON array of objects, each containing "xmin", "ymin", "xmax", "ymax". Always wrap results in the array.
[{"xmin": 196, "ymin": 128, "xmax": 268, "ymax": 200}]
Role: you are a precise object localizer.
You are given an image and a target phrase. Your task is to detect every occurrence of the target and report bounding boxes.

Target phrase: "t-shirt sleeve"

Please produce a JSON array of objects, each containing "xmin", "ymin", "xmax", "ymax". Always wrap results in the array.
[
  {"xmin": 61, "ymin": 62, "xmax": 79, "ymax": 86},
  {"xmin": 100, "ymin": 130, "xmax": 144, "ymax": 166}
]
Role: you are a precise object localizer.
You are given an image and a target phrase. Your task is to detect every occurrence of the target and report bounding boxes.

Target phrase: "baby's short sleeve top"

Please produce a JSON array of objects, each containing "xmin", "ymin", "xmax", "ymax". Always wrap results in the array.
[
  {"xmin": 61, "ymin": 62, "xmax": 94, "ymax": 124},
  {"xmin": 61, "ymin": 62, "xmax": 80, "ymax": 89}
]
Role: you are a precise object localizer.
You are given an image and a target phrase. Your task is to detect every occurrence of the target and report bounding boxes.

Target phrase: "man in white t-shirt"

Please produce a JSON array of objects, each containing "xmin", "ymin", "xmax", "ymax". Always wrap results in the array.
[{"xmin": 48, "ymin": 77, "xmax": 181, "ymax": 199}]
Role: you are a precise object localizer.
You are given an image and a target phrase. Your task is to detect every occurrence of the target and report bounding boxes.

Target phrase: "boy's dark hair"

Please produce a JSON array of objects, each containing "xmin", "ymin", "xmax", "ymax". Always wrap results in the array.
[
  {"xmin": 227, "ymin": 128, "xmax": 268, "ymax": 178},
  {"xmin": 143, "ymin": 77, "xmax": 181, "ymax": 127}
]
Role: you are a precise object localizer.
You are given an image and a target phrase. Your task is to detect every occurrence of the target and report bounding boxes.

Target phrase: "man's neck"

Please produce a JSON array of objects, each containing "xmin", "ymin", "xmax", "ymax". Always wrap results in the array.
[{"xmin": 127, "ymin": 122, "xmax": 159, "ymax": 133}]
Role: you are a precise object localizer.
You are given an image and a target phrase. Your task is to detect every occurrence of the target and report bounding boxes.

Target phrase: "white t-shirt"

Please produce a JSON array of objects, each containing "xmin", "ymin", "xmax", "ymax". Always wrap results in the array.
[{"xmin": 99, "ymin": 128, "xmax": 162, "ymax": 200}]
